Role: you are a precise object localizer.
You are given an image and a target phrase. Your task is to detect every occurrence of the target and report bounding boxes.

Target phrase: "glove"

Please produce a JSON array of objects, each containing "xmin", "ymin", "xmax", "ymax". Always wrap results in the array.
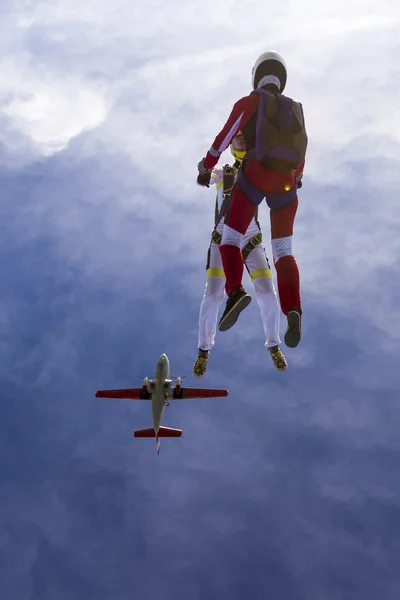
[
  {"xmin": 198, "ymin": 157, "xmax": 212, "ymax": 175},
  {"xmin": 197, "ymin": 172, "xmax": 211, "ymax": 187}
]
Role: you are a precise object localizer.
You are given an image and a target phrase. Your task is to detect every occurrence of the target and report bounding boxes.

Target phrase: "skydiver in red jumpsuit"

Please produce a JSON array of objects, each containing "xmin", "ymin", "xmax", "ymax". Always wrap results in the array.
[{"xmin": 197, "ymin": 51, "xmax": 307, "ymax": 348}]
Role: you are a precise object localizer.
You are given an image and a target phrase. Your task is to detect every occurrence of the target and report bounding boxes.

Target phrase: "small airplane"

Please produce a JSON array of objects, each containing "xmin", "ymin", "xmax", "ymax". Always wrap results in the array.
[{"xmin": 95, "ymin": 353, "xmax": 228, "ymax": 454}]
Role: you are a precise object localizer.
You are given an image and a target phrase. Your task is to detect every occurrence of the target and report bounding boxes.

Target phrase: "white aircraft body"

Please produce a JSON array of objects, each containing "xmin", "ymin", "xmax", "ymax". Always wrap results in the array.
[{"xmin": 96, "ymin": 353, "xmax": 228, "ymax": 454}]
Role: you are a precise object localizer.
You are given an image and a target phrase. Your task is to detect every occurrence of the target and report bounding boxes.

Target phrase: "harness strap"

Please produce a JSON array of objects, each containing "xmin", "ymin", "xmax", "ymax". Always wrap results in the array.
[
  {"xmin": 214, "ymin": 165, "xmax": 236, "ymax": 226},
  {"xmin": 211, "ymin": 230, "xmax": 222, "ymax": 245},
  {"xmin": 242, "ymin": 230, "xmax": 262, "ymax": 261},
  {"xmin": 211, "ymin": 227, "xmax": 262, "ymax": 258}
]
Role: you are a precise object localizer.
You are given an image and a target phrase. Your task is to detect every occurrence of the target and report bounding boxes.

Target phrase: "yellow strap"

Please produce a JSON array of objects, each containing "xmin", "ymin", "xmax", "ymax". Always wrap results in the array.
[
  {"xmin": 250, "ymin": 268, "xmax": 272, "ymax": 281},
  {"xmin": 206, "ymin": 267, "xmax": 225, "ymax": 279}
]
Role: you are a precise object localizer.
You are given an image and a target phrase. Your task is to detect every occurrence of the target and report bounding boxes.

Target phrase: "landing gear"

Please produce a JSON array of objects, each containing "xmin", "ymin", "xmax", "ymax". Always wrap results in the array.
[{"xmin": 164, "ymin": 394, "xmax": 169, "ymax": 407}]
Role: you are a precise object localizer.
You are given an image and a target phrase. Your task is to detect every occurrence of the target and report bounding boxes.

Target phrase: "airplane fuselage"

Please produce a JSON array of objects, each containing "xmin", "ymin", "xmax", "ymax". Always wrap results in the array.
[{"xmin": 149, "ymin": 353, "xmax": 172, "ymax": 434}]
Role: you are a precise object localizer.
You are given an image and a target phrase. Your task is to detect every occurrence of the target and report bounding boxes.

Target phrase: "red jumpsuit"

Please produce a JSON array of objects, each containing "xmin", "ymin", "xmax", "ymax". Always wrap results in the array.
[{"xmin": 204, "ymin": 92, "xmax": 304, "ymax": 316}]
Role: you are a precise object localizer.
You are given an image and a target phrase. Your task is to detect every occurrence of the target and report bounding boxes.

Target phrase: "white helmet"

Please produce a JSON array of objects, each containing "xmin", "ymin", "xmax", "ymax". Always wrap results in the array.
[{"xmin": 252, "ymin": 51, "xmax": 287, "ymax": 92}]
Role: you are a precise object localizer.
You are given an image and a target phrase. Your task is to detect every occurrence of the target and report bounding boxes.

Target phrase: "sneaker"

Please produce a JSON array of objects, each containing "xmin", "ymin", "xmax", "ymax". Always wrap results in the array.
[
  {"xmin": 218, "ymin": 288, "xmax": 252, "ymax": 332},
  {"xmin": 193, "ymin": 350, "xmax": 209, "ymax": 378},
  {"xmin": 268, "ymin": 346, "xmax": 288, "ymax": 372},
  {"xmin": 284, "ymin": 309, "xmax": 302, "ymax": 348}
]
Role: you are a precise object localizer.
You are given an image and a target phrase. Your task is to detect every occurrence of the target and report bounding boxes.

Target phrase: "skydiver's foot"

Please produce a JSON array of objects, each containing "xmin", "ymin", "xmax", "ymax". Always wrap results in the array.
[
  {"xmin": 268, "ymin": 346, "xmax": 288, "ymax": 372},
  {"xmin": 218, "ymin": 288, "xmax": 251, "ymax": 332},
  {"xmin": 193, "ymin": 349, "xmax": 209, "ymax": 378},
  {"xmin": 284, "ymin": 309, "xmax": 302, "ymax": 348}
]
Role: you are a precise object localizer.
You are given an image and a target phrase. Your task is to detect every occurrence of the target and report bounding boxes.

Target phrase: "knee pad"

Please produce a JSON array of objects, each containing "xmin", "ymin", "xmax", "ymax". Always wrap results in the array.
[
  {"xmin": 221, "ymin": 225, "xmax": 243, "ymax": 249},
  {"xmin": 272, "ymin": 236, "xmax": 293, "ymax": 263}
]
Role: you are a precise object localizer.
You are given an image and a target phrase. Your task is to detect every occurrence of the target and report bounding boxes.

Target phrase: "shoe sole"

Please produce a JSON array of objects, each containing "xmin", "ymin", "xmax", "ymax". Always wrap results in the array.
[
  {"xmin": 218, "ymin": 294, "xmax": 252, "ymax": 332},
  {"xmin": 193, "ymin": 369, "xmax": 206, "ymax": 379},
  {"xmin": 272, "ymin": 360, "xmax": 288, "ymax": 372},
  {"xmin": 193, "ymin": 358, "xmax": 208, "ymax": 378},
  {"xmin": 269, "ymin": 352, "xmax": 288, "ymax": 372},
  {"xmin": 284, "ymin": 311, "xmax": 301, "ymax": 348}
]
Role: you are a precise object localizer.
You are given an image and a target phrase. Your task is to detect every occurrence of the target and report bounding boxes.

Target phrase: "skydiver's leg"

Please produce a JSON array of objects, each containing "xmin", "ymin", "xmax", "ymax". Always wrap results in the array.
[
  {"xmin": 219, "ymin": 184, "xmax": 256, "ymax": 294},
  {"xmin": 270, "ymin": 196, "xmax": 302, "ymax": 347},
  {"xmin": 270, "ymin": 196, "xmax": 300, "ymax": 314},
  {"xmin": 194, "ymin": 245, "xmax": 225, "ymax": 378},
  {"xmin": 217, "ymin": 185, "xmax": 256, "ymax": 331},
  {"xmin": 245, "ymin": 245, "xmax": 280, "ymax": 348},
  {"xmin": 245, "ymin": 245, "xmax": 287, "ymax": 371},
  {"xmin": 198, "ymin": 246, "xmax": 225, "ymax": 351}
]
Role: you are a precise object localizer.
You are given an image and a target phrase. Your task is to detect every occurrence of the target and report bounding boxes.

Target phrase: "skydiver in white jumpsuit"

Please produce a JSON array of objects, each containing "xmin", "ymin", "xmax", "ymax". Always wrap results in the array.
[{"xmin": 193, "ymin": 133, "xmax": 288, "ymax": 377}]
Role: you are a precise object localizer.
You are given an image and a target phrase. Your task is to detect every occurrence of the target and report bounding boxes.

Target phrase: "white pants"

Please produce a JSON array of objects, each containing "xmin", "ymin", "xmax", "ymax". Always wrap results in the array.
[{"xmin": 198, "ymin": 238, "xmax": 281, "ymax": 351}]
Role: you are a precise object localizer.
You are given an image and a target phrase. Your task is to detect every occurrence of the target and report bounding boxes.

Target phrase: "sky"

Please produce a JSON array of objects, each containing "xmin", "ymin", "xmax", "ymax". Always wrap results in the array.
[{"xmin": 1, "ymin": 1, "xmax": 400, "ymax": 599}]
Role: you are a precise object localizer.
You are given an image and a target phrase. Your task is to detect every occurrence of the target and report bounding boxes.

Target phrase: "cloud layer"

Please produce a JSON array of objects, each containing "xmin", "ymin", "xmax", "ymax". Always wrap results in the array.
[{"xmin": 1, "ymin": 2, "xmax": 400, "ymax": 599}]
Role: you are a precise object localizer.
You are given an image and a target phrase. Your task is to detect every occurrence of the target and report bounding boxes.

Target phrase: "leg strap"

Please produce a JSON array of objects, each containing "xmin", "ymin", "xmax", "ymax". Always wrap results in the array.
[{"xmin": 242, "ymin": 230, "xmax": 262, "ymax": 262}]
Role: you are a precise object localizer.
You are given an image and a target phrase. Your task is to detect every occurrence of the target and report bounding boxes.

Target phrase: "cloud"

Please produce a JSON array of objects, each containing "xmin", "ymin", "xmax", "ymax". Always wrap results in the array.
[
  {"xmin": 0, "ymin": 60, "xmax": 108, "ymax": 158},
  {"xmin": 1, "ymin": 1, "xmax": 400, "ymax": 599}
]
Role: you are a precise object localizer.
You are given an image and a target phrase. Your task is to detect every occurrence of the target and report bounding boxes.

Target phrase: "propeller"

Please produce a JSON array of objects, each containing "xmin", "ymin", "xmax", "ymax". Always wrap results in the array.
[{"xmin": 171, "ymin": 375, "xmax": 185, "ymax": 389}]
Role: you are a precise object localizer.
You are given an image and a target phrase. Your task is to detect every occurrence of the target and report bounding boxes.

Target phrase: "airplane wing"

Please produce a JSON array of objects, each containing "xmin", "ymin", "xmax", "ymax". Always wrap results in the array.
[
  {"xmin": 95, "ymin": 388, "xmax": 151, "ymax": 400},
  {"xmin": 172, "ymin": 387, "xmax": 228, "ymax": 400}
]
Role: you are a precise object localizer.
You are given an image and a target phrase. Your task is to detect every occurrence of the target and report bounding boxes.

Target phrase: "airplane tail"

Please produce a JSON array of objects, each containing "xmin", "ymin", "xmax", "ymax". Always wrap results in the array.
[
  {"xmin": 133, "ymin": 427, "xmax": 182, "ymax": 438},
  {"xmin": 134, "ymin": 426, "xmax": 182, "ymax": 455}
]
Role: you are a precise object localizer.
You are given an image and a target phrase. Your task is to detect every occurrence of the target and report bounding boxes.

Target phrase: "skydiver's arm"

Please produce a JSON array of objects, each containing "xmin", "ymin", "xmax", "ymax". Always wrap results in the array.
[{"xmin": 203, "ymin": 95, "xmax": 259, "ymax": 170}]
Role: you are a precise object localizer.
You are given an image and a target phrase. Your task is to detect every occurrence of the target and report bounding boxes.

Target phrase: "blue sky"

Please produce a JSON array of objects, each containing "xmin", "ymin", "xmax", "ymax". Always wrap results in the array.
[{"xmin": 1, "ymin": 2, "xmax": 400, "ymax": 599}]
